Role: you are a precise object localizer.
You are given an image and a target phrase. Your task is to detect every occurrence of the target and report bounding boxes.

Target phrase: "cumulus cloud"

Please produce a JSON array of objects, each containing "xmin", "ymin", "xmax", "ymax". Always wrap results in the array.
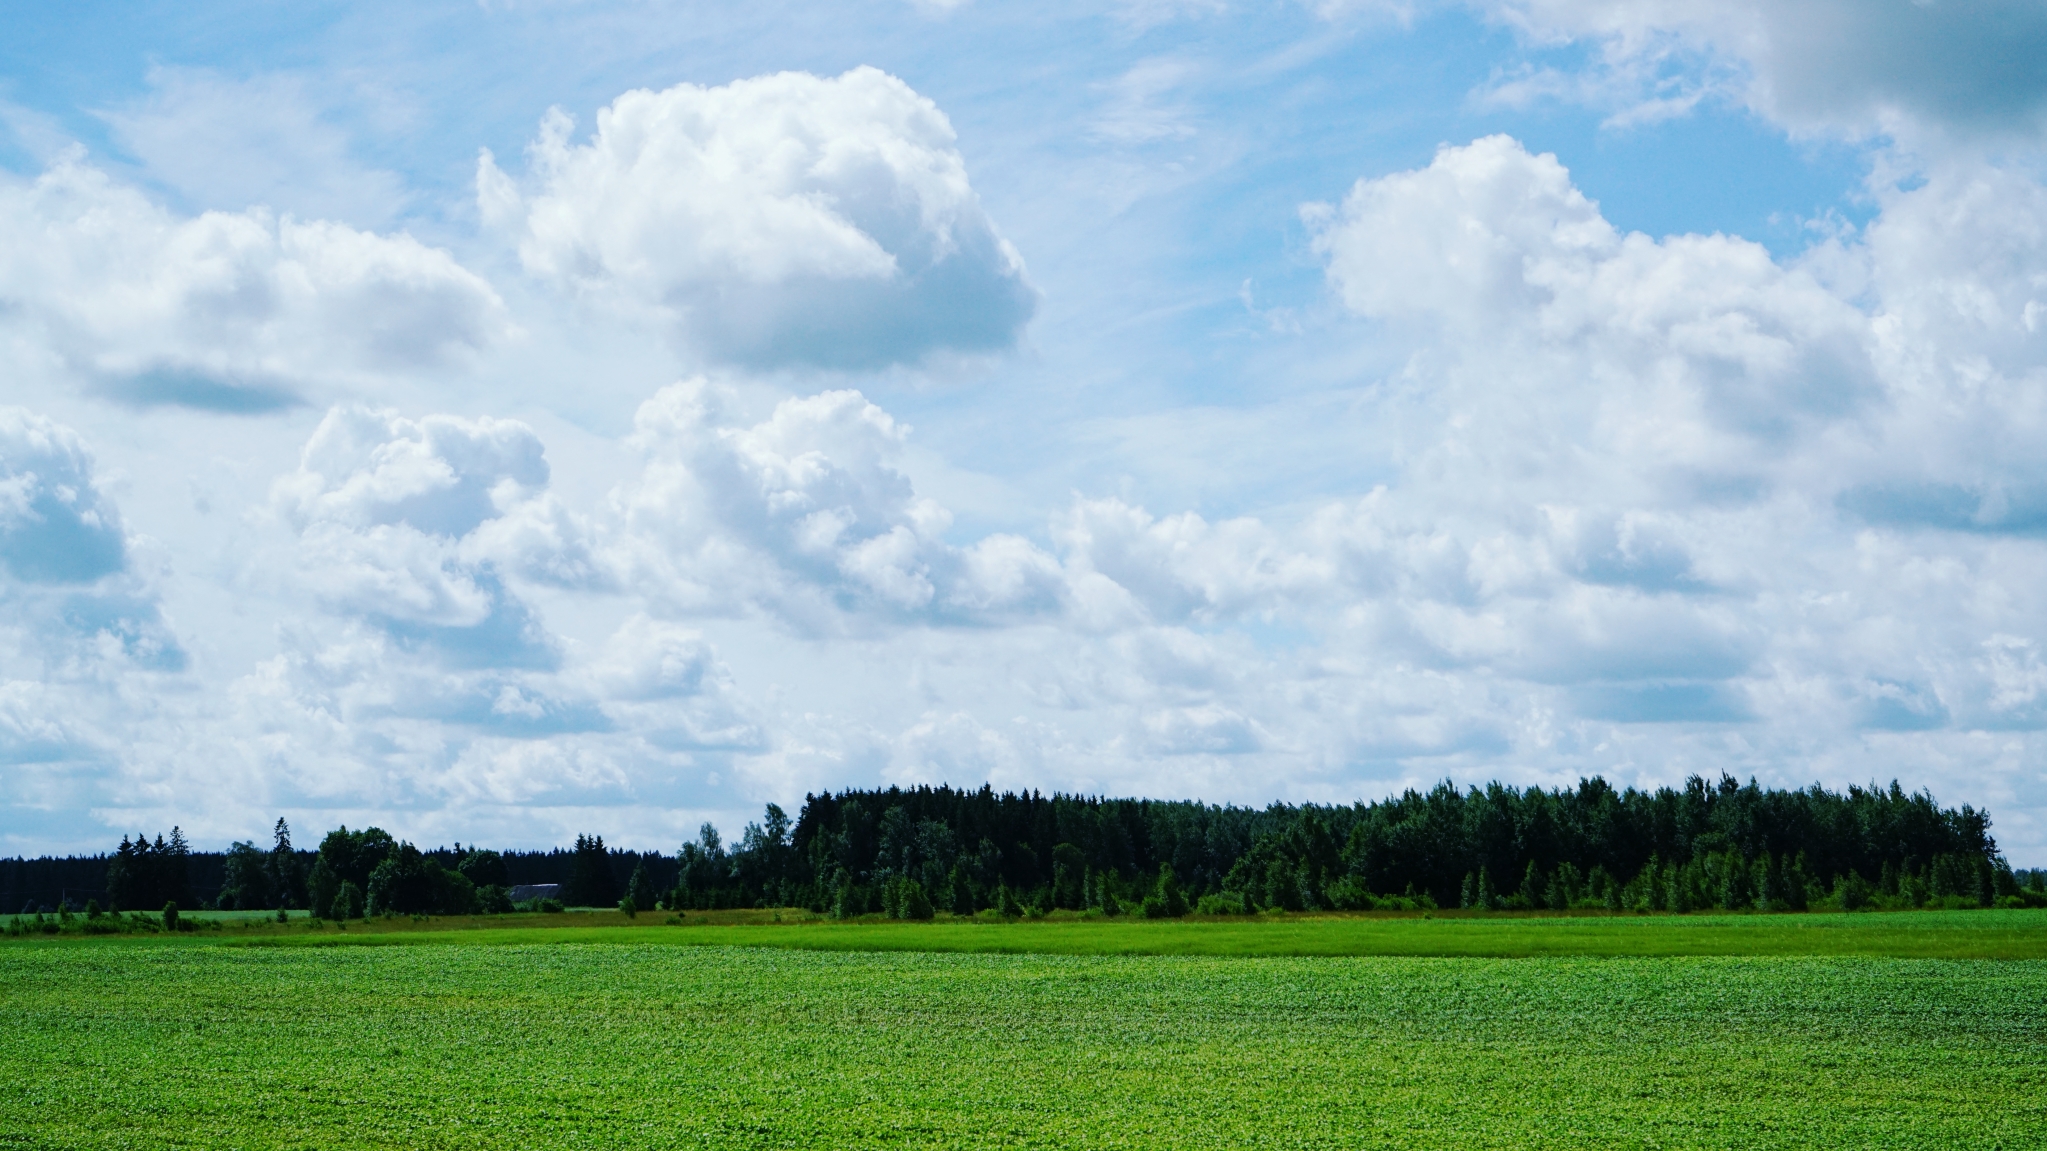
[
  {"xmin": 224, "ymin": 606, "xmax": 763, "ymax": 832},
  {"xmin": 0, "ymin": 408, "xmax": 127, "ymax": 584},
  {"xmin": 0, "ymin": 410, "xmax": 188, "ymax": 839},
  {"xmin": 1480, "ymin": 0, "xmax": 2047, "ymax": 146},
  {"xmin": 220, "ymin": 417, "xmax": 766, "ymax": 831},
  {"xmin": 1308, "ymin": 134, "xmax": 1875, "ymax": 440},
  {"xmin": 0, "ymin": 155, "xmax": 510, "ymax": 411},
  {"xmin": 479, "ymin": 67, "xmax": 1036, "ymax": 370},
  {"xmin": 273, "ymin": 406, "xmax": 602, "ymax": 663},
  {"xmin": 1280, "ymin": 132, "xmax": 2047, "ymax": 823},
  {"xmin": 0, "ymin": 410, "xmax": 182, "ymax": 676},
  {"xmin": 612, "ymin": 378, "xmax": 1064, "ymax": 626}
]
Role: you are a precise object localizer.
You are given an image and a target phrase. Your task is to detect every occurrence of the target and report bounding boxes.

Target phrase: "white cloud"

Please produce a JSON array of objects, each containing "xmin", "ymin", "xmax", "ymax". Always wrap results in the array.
[
  {"xmin": 612, "ymin": 378, "xmax": 1064, "ymax": 626},
  {"xmin": 1308, "ymin": 134, "xmax": 1876, "ymax": 448},
  {"xmin": 479, "ymin": 67, "xmax": 1036, "ymax": 370},
  {"xmin": 273, "ymin": 406, "xmax": 602, "ymax": 638},
  {"xmin": 0, "ymin": 155, "xmax": 510, "ymax": 410},
  {"xmin": 0, "ymin": 411, "xmax": 191, "ymax": 848},
  {"xmin": 0, "ymin": 408, "xmax": 128, "ymax": 584}
]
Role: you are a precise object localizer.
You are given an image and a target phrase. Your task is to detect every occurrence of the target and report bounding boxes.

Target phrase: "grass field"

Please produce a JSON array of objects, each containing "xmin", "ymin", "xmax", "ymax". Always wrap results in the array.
[
  {"xmin": 42, "ymin": 904, "xmax": 2047, "ymax": 959},
  {"xmin": 5, "ymin": 914, "xmax": 2044, "ymax": 1149}
]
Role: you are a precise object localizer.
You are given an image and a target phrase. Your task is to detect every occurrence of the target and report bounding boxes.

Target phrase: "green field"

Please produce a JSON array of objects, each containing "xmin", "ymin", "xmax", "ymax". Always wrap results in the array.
[
  {"xmin": 5, "ymin": 913, "xmax": 2045, "ymax": 1149},
  {"xmin": 31, "ymin": 904, "xmax": 2047, "ymax": 959}
]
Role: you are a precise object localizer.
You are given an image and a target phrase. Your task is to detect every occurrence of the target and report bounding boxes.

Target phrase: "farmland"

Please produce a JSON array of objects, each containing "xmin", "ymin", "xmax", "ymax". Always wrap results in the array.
[{"xmin": 5, "ymin": 914, "xmax": 2045, "ymax": 1149}]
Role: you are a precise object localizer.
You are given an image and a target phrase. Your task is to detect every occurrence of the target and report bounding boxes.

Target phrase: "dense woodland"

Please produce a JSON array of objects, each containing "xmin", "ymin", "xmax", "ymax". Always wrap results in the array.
[{"xmin": 8, "ymin": 775, "xmax": 2047, "ymax": 921}]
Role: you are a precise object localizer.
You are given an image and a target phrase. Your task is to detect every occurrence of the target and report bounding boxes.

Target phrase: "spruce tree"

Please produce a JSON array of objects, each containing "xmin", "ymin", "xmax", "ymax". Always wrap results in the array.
[
  {"xmin": 165, "ymin": 827, "xmax": 192, "ymax": 910},
  {"xmin": 566, "ymin": 834, "xmax": 617, "ymax": 908},
  {"xmin": 270, "ymin": 819, "xmax": 302, "ymax": 909},
  {"xmin": 106, "ymin": 836, "xmax": 137, "ymax": 911}
]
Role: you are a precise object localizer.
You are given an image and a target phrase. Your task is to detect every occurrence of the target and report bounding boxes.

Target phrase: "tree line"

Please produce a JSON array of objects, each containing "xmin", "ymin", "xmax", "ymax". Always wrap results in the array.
[
  {"xmin": 10, "ymin": 774, "xmax": 2044, "ymax": 920},
  {"xmin": 689, "ymin": 775, "xmax": 2039, "ymax": 918}
]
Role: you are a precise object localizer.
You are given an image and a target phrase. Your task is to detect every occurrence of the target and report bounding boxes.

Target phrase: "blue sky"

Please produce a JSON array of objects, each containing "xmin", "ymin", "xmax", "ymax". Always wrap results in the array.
[{"xmin": 4, "ymin": 0, "xmax": 2047, "ymax": 860}]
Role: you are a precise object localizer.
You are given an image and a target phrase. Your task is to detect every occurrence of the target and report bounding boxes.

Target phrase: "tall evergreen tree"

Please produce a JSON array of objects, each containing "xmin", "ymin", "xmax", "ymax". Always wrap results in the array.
[
  {"xmin": 164, "ymin": 827, "xmax": 192, "ymax": 910},
  {"xmin": 270, "ymin": 819, "xmax": 302, "ymax": 909},
  {"xmin": 566, "ymin": 834, "xmax": 617, "ymax": 908},
  {"xmin": 106, "ymin": 836, "xmax": 138, "ymax": 911}
]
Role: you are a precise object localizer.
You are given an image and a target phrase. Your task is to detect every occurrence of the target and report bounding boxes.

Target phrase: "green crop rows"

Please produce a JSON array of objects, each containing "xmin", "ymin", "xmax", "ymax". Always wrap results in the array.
[{"xmin": 4, "ymin": 934, "xmax": 2044, "ymax": 1149}]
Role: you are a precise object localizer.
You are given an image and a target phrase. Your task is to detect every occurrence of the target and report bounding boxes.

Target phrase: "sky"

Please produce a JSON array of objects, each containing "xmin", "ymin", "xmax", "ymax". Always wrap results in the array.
[{"xmin": 4, "ymin": 0, "xmax": 2047, "ymax": 861}]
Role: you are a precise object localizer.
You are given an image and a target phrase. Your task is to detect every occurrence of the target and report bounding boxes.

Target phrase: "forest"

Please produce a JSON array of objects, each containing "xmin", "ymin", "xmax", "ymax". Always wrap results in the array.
[{"xmin": 8, "ymin": 774, "xmax": 2046, "ymax": 921}]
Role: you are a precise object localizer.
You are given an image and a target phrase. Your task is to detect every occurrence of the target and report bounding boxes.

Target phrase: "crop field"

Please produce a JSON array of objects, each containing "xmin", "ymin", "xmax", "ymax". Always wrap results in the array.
[{"xmin": 5, "ymin": 914, "xmax": 2046, "ymax": 1150}]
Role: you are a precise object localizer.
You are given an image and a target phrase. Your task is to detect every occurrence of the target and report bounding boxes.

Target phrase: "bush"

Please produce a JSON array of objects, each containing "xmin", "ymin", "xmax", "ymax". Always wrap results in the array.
[
  {"xmin": 1154, "ymin": 865, "xmax": 1189, "ymax": 918},
  {"xmin": 899, "ymin": 880, "xmax": 935, "ymax": 921},
  {"xmin": 1837, "ymin": 871, "xmax": 1873, "ymax": 912},
  {"xmin": 618, "ymin": 895, "xmax": 638, "ymax": 918},
  {"xmin": 161, "ymin": 901, "xmax": 180, "ymax": 932},
  {"xmin": 333, "ymin": 881, "xmax": 364, "ymax": 921},
  {"xmin": 1325, "ymin": 877, "xmax": 1377, "ymax": 911},
  {"xmin": 1140, "ymin": 895, "xmax": 1167, "ymax": 919},
  {"xmin": 1196, "ymin": 892, "xmax": 1246, "ymax": 915},
  {"xmin": 476, "ymin": 885, "xmax": 515, "ymax": 915},
  {"xmin": 1097, "ymin": 883, "xmax": 1122, "ymax": 917}
]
